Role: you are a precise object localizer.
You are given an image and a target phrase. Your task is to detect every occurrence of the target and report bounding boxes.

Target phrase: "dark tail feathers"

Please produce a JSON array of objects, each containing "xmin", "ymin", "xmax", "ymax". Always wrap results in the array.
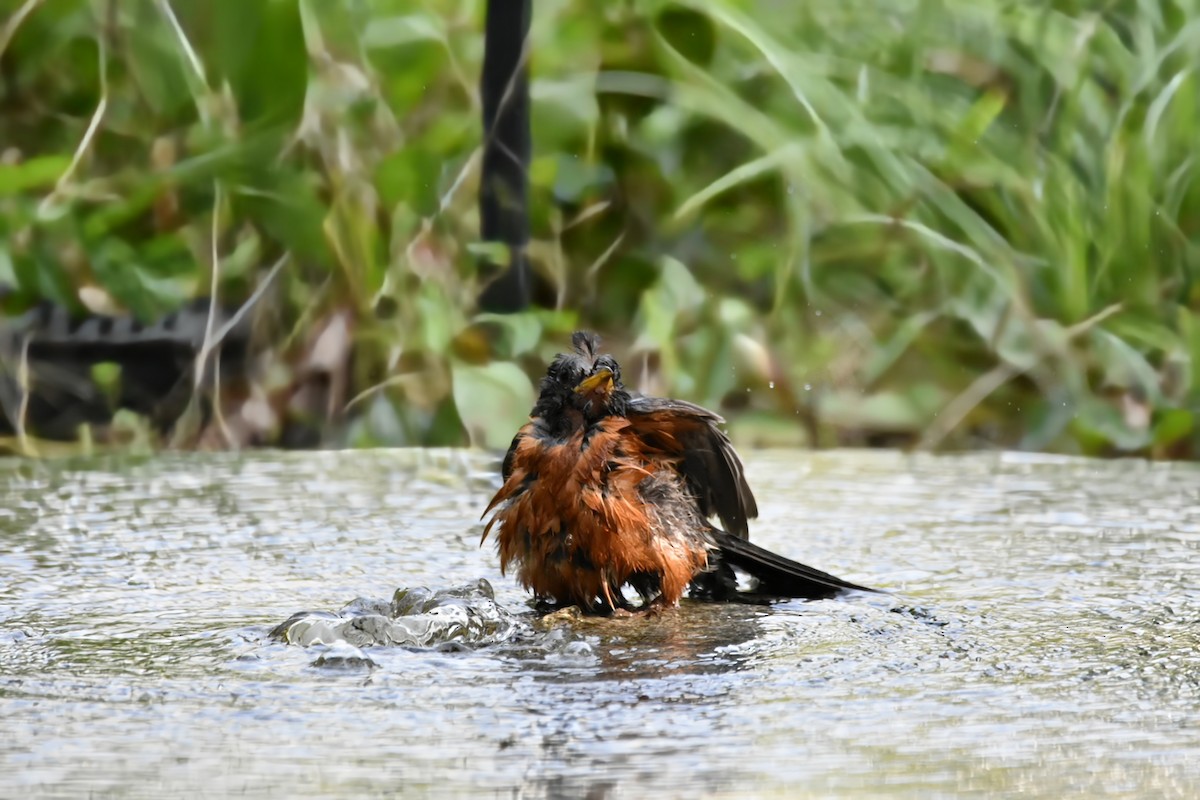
[{"xmin": 711, "ymin": 529, "xmax": 877, "ymax": 599}]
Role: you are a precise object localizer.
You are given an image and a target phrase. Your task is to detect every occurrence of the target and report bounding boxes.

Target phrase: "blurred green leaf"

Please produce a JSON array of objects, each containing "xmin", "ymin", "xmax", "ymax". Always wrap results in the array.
[
  {"xmin": 415, "ymin": 284, "xmax": 459, "ymax": 354},
  {"xmin": 124, "ymin": 9, "xmax": 192, "ymax": 119},
  {"xmin": 206, "ymin": 0, "xmax": 308, "ymax": 126},
  {"xmin": 452, "ymin": 360, "xmax": 535, "ymax": 450},
  {"xmin": 362, "ymin": 14, "xmax": 445, "ymax": 49},
  {"xmin": 0, "ymin": 157, "xmax": 71, "ymax": 196},
  {"xmin": 90, "ymin": 362, "xmax": 122, "ymax": 405},
  {"xmin": 1153, "ymin": 409, "xmax": 1193, "ymax": 448},
  {"xmin": 1072, "ymin": 396, "xmax": 1152, "ymax": 453},
  {"xmin": 466, "ymin": 242, "xmax": 513, "ymax": 267},
  {"xmin": 1091, "ymin": 329, "xmax": 1164, "ymax": 405},
  {"xmin": 237, "ymin": 174, "xmax": 333, "ymax": 269},
  {"xmin": 862, "ymin": 311, "xmax": 938, "ymax": 387},
  {"xmin": 475, "ymin": 312, "xmax": 544, "ymax": 357},
  {"xmin": 0, "ymin": 246, "xmax": 16, "ymax": 290},
  {"xmin": 655, "ymin": 4, "xmax": 717, "ymax": 66}
]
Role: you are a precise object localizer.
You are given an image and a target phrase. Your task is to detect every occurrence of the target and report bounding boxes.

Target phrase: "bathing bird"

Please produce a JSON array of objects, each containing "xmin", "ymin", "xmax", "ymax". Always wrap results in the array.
[{"xmin": 481, "ymin": 332, "xmax": 874, "ymax": 614}]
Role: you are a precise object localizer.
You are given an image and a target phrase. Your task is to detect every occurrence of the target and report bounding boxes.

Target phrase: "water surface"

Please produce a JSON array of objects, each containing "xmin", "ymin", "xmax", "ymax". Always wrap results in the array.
[{"xmin": 2, "ymin": 449, "xmax": 1199, "ymax": 798}]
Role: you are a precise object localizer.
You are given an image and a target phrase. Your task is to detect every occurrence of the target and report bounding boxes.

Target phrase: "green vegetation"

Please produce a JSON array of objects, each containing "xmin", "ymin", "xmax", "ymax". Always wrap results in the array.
[{"xmin": 1, "ymin": 0, "xmax": 1197, "ymax": 457}]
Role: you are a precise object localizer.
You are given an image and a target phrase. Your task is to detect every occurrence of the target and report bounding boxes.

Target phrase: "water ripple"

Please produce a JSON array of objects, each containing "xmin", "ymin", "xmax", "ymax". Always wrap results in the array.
[{"xmin": 2, "ymin": 449, "xmax": 1200, "ymax": 797}]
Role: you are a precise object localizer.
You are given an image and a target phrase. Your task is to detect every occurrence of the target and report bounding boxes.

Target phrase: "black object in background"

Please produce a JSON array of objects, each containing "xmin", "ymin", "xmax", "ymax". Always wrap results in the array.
[{"xmin": 477, "ymin": 0, "xmax": 533, "ymax": 313}]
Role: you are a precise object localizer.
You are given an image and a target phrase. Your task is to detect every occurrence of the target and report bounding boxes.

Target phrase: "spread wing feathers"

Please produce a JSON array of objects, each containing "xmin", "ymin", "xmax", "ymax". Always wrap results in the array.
[{"xmin": 625, "ymin": 394, "xmax": 758, "ymax": 538}]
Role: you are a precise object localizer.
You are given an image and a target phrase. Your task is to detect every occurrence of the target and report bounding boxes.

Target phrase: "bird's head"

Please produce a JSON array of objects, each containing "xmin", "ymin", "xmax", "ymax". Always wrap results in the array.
[{"xmin": 533, "ymin": 331, "xmax": 629, "ymax": 424}]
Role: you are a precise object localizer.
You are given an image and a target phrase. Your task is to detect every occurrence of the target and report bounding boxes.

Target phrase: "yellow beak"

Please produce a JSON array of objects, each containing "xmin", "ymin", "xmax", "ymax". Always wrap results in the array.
[{"xmin": 574, "ymin": 367, "xmax": 614, "ymax": 395}]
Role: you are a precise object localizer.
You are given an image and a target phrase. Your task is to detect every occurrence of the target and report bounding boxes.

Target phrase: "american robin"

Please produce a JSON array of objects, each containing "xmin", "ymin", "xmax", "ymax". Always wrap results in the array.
[{"xmin": 481, "ymin": 331, "xmax": 875, "ymax": 614}]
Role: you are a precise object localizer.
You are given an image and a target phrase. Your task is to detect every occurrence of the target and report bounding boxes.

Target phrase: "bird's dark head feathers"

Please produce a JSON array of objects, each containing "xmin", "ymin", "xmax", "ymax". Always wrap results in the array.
[
  {"xmin": 533, "ymin": 331, "xmax": 629, "ymax": 424},
  {"xmin": 571, "ymin": 330, "xmax": 601, "ymax": 361}
]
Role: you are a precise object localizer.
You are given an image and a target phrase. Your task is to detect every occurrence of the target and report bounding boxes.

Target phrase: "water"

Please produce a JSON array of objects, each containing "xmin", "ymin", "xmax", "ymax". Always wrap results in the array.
[{"xmin": 2, "ymin": 449, "xmax": 1199, "ymax": 798}]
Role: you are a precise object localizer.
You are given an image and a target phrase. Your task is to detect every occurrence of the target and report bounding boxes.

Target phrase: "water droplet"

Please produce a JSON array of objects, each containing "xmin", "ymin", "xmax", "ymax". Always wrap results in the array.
[
  {"xmin": 768, "ymin": 381, "xmax": 776, "ymax": 389},
  {"xmin": 814, "ymin": 310, "xmax": 822, "ymax": 317},
  {"xmin": 803, "ymin": 383, "xmax": 812, "ymax": 391}
]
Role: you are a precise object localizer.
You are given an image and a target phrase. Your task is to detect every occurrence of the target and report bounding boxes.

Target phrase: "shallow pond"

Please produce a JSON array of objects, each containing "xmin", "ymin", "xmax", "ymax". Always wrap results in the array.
[{"xmin": 2, "ymin": 449, "xmax": 1199, "ymax": 798}]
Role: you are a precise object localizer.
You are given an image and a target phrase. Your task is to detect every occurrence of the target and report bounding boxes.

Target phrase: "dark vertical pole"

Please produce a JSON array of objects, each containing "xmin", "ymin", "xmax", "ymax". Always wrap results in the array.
[{"xmin": 478, "ymin": 0, "xmax": 533, "ymax": 313}]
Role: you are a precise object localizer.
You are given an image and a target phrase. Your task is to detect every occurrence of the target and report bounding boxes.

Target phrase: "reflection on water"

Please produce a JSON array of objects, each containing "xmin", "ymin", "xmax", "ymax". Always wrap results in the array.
[{"xmin": 2, "ymin": 449, "xmax": 1199, "ymax": 797}]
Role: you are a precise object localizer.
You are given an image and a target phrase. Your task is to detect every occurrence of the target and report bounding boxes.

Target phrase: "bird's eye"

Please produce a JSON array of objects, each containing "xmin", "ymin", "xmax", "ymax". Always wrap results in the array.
[{"xmin": 597, "ymin": 356, "xmax": 620, "ymax": 383}]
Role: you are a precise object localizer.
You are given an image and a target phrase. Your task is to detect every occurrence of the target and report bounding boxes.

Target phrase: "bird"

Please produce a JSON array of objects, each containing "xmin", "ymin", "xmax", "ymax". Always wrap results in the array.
[{"xmin": 481, "ymin": 331, "xmax": 875, "ymax": 614}]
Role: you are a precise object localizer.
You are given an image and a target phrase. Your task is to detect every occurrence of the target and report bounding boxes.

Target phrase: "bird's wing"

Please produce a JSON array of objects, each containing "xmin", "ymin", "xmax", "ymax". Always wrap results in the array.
[
  {"xmin": 499, "ymin": 423, "xmax": 527, "ymax": 482},
  {"xmin": 481, "ymin": 422, "xmax": 535, "ymax": 531},
  {"xmin": 625, "ymin": 394, "xmax": 758, "ymax": 538}
]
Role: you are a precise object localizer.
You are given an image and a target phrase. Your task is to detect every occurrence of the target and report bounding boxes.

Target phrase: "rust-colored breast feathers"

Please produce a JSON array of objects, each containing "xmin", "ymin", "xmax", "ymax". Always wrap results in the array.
[{"xmin": 481, "ymin": 416, "xmax": 707, "ymax": 609}]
